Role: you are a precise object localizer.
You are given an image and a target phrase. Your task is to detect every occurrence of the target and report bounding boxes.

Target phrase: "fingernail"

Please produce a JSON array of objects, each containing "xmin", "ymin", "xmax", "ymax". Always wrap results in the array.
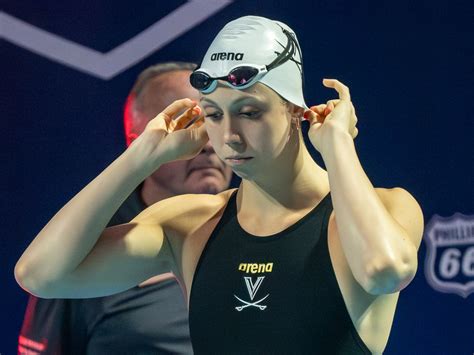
[
  {"xmin": 192, "ymin": 106, "xmax": 201, "ymax": 115},
  {"xmin": 303, "ymin": 111, "xmax": 310, "ymax": 120}
]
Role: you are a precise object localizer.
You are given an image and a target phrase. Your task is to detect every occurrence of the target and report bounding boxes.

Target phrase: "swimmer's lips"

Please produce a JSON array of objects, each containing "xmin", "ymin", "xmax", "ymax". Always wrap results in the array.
[{"xmin": 225, "ymin": 156, "xmax": 253, "ymax": 165}]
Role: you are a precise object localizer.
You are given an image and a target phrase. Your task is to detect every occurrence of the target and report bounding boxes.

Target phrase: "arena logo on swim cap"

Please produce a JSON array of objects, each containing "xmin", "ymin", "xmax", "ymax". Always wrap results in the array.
[{"xmin": 210, "ymin": 52, "xmax": 244, "ymax": 61}]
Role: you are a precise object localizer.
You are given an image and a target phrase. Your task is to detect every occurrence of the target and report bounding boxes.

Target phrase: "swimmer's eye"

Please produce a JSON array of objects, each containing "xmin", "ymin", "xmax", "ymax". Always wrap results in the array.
[
  {"xmin": 205, "ymin": 112, "xmax": 223, "ymax": 121},
  {"xmin": 205, "ymin": 111, "xmax": 260, "ymax": 121},
  {"xmin": 239, "ymin": 111, "xmax": 261, "ymax": 119}
]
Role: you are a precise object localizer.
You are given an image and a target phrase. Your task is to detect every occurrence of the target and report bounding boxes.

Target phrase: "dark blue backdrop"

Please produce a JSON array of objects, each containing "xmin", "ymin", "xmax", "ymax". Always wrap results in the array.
[{"xmin": 3, "ymin": 0, "xmax": 473, "ymax": 353}]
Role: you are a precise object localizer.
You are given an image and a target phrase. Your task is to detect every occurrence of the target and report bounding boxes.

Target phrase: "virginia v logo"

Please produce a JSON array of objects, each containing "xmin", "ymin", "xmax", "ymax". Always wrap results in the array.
[
  {"xmin": 245, "ymin": 276, "xmax": 264, "ymax": 300},
  {"xmin": 234, "ymin": 276, "xmax": 269, "ymax": 311}
]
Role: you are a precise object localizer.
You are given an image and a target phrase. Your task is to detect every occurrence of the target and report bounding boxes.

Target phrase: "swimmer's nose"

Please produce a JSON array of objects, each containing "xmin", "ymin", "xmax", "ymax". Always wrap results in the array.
[
  {"xmin": 224, "ymin": 133, "xmax": 244, "ymax": 150},
  {"xmin": 201, "ymin": 140, "xmax": 215, "ymax": 154}
]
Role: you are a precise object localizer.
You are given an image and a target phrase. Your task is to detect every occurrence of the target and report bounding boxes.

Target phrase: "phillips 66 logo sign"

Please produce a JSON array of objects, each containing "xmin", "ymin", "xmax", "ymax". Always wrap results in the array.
[{"xmin": 424, "ymin": 213, "xmax": 474, "ymax": 298}]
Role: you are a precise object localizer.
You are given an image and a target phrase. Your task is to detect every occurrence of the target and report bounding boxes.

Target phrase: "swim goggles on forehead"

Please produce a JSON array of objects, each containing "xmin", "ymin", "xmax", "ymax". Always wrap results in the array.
[{"xmin": 190, "ymin": 28, "xmax": 301, "ymax": 94}]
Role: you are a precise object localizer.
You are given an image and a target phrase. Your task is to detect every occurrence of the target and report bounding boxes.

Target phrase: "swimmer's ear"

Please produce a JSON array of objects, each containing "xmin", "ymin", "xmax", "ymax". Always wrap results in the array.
[{"xmin": 285, "ymin": 101, "xmax": 305, "ymax": 122}]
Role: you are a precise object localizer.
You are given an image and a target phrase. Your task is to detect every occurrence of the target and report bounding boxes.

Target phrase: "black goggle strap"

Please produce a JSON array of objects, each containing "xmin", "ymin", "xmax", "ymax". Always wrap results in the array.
[
  {"xmin": 266, "ymin": 29, "xmax": 297, "ymax": 71},
  {"xmin": 265, "ymin": 28, "xmax": 305, "ymax": 91},
  {"xmin": 282, "ymin": 29, "xmax": 304, "ymax": 86}
]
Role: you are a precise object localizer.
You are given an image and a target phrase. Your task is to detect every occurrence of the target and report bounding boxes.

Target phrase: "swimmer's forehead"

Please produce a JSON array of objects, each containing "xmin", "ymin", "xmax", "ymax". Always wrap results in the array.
[{"xmin": 199, "ymin": 83, "xmax": 273, "ymax": 109}]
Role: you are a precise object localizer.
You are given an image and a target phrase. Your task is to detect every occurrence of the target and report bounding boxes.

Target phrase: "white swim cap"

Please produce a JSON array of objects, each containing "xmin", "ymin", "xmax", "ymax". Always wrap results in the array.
[{"xmin": 195, "ymin": 16, "xmax": 307, "ymax": 109}]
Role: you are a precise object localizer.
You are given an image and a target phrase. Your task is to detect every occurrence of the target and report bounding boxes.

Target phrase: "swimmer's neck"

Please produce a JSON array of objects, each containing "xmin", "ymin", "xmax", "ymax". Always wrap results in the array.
[{"xmin": 238, "ymin": 147, "xmax": 329, "ymax": 214}]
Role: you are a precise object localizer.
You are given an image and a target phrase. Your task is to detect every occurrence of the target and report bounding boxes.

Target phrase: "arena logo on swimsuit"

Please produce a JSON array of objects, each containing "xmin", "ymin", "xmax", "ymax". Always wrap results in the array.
[
  {"xmin": 210, "ymin": 52, "xmax": 244, "ymax": 61},
  {"xmin": 238, "ymin": 262, "xmax": 273, "ymax": 274}
]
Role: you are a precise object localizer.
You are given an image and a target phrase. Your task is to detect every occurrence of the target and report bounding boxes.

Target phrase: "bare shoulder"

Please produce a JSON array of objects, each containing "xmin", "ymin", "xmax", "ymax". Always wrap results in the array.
[
  {"xmin": 375, "ymin": 187, "xmax": 424, "ymax": 249},
  {"xmin": 131, "ymin": 188, "xmax": 237, "ymax": 236},
  {"xmin": 129, "ymin": 188, "xmax": 237, "ymax": 294},
  {"xmin": 375, "ymin": 187, "xmax": 420, "ymax": 208}
]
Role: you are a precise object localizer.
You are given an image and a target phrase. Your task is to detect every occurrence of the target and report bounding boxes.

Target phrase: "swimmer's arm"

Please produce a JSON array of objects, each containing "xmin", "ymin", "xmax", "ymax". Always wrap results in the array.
[
  {"xmin": 14, "ymin": 144, "xmax": 167, "ymax": 298},
  {"xmin": 323, "ymin": 132, "xmax": 423, "ymax": 295},
  {"xmin": 15, "ymin": 98, "xmax": 207, "ymax": 298},
  {"xmin": 24, "ymin": 222, "xmax": 171, "ymax": 298}
]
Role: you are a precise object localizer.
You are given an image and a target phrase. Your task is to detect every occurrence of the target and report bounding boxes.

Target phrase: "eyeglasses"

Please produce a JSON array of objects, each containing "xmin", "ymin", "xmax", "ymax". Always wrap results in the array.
[{"xmin": 190, "ymin": 28, "xmax": 301, "ymax": 94}]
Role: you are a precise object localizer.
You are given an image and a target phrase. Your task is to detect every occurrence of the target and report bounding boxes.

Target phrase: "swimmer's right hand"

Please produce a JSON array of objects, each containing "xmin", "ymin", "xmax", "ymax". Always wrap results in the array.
[{"xmin": 131, "ymin": 98, "xmax": 208, "ymax": 166}]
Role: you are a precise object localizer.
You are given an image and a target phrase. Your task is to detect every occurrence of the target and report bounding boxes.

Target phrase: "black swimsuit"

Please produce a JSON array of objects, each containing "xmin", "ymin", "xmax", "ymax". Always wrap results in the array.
[{"xmin": 189, "ymin": 191, "xmax": 371, "ymax": 354}]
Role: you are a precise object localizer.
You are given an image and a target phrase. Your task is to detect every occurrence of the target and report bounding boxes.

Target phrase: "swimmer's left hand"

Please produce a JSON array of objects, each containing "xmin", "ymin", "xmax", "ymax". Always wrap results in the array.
[{"xmin": 304, "ymin": 79, "xmax": 358, "ymax": 155}]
